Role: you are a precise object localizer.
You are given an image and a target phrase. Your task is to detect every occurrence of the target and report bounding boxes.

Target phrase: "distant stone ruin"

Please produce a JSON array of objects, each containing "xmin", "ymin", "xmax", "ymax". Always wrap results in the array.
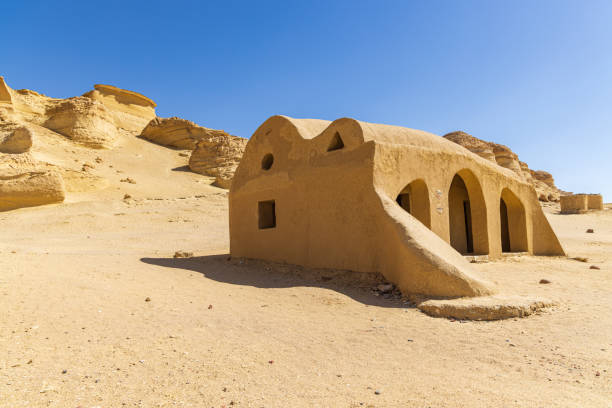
[{"xmin": 560, "ymin": 193, "xmax": 604, "ymax": 214}]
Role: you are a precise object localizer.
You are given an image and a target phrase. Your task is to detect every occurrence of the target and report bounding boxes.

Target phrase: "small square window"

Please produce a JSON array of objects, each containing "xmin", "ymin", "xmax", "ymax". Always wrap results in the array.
[{"xmin": 258, "ymin": 200, "xmax": 276, "ymax": 229}]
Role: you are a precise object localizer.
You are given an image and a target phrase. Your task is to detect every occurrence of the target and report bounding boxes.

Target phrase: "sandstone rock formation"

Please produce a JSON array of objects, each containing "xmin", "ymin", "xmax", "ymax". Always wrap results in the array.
[
  {"xmin": 141, "ymin": 116, "xmax": 248, "ymax": 189},
  {"xmin": 443, "ymin": 131, "xmax": 564, "ymax": 201},
  {"xmin": 189, "ymin": 134, "xmax": 248, "ymax": 188},
  {"xmin": 141, "ymin": 117, "xmax": 225, "ymax": 149},
  {"xmin": 0, "ymin": 75, "xmax": 246, "ymax": 211},
  {"xmin": 44, "ymin": 98, "xmax": 118, "ymax": 149},
  {"xmin": 0, "ymin": 171, "xmax": 65, "ymax": 211},
  {"xmin": 0, "ymin": 126, "xmax": 33, "ymax": 153},
  {"xmin": 0, "ymin": 76, "xmax": 158, "ymax": 211},
  {"xmin": 83, "ymin": 84, "xmax": 156, "ymax": 134}
]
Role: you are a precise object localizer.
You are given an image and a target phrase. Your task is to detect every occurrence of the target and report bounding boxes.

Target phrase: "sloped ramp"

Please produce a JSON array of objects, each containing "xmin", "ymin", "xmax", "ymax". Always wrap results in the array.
[{"xmin": 375, "ymin": 189, "xmax": 496, "ymax": 298}]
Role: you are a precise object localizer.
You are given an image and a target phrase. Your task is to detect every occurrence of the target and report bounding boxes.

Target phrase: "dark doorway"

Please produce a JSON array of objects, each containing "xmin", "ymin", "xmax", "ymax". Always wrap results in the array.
[
  {"xmin": 448, "ymin": 170, "xmax": 489, "ymax": 255},
  {"xmin": 395, "ymin": 179, "xmax": 430, "ymax": 228},
  {"xmin": 500, "ymin": 198, "xmax": 511, "ymax": 252},
  {"xmin": 499, "ymin": 189, "xmax": 528, "ymax": 253},
  {"xmin": 463, "ymin": 200, "xmax": 474, "ymax": 253}
]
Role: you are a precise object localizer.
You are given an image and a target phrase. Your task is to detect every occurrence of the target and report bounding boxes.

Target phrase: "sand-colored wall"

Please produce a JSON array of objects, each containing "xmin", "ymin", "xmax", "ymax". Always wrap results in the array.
[
  {"xmin": 560, "ymin": 194, "xmax": 588, "ymax": 214},
  {"xmin": 587, "ymin": 194, "xmax": 604, "ymax": 210},
  {"xmin": 230, "ymin": 116, "xmax": 565, "ymax": 297}
]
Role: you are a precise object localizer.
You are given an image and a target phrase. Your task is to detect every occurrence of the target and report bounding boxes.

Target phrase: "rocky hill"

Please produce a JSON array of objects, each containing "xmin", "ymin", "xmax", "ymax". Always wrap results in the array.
[
  {"xmin": 141, "ymin": 117, "xmax": 247, "ymax": 188},
  {"xmin": 0, "ymin": 77, "xmax": 247, "ymax": 211},
  {"xmin": 443, "ymin": 131, "xmax": 565, "ymax": 202}
]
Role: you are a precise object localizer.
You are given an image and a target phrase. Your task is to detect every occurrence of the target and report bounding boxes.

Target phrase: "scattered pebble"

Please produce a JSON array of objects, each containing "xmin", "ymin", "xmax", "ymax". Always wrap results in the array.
[
  {"xmin": 120, "ymin": 177, "xmax": 136, "ymax": 184},
  {"xmin": 61, "ymin": 369, "xmax": 67, "ymax": 374},
  {"xmin": 268, "ymin": 360, "xmax": 274, "ymax": 364},
  {"xmin": 123, "ymin": 194, "xmax": 132, "ymax": 199},
  {"xmin": 145, "ymin": 297, "xmax": 151, "ymax": 302},
  {"xmin": 178, "ymin": 152, "xmax": 189, "ymax": 157},
  {"xmin": 586, "ymin": 229, "xmax": 594, "ymax": 233},
  {"xmin": 377, "ymin": 283, "xmax": 394, "ymax": 293},
  {"xmin": 208, "ymin": 304, "xmax": 213, "ymax": 310},
  {"xmin": 590, "ymin": 265, "xmax": 601, "ymax": 270},
  {"xmin": 173, "ymin": 251, "xmax": 193, "ymax": 258},
  {"xmin": 374, "ymin": 390, "xmax": 381, "ymax": 395},
  {"xmin": 572, "ymin": 257, "xmax": 588, "ymax": 263},
  {"xmin": 539, "ymin": 279, "xmax": 551, "ymax": 284}
]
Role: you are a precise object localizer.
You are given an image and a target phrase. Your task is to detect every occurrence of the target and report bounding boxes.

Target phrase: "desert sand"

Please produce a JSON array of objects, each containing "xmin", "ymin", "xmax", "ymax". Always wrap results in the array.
[{"xmin": 0, "ymin": 127, "xmax": 611, "ymax": 407}]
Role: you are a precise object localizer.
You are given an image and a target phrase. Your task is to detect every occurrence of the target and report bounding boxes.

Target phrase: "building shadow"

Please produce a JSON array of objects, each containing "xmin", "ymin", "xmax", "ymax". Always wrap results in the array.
[{"xmin": 140, "ymin": 255, "xmax": 410, "ymax": 309}]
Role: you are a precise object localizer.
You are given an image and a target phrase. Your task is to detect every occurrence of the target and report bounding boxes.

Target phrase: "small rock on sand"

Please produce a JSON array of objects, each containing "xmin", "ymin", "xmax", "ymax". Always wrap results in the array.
[
  {"xmin": 173, "ymin": 251, "xmax": 193, "ymax": 258},
  {"xmin": 377, "ymin": 283, "xmax": 394, "ymax": 293},
  {"xmin": 590, "ymin": 265, "xmax": 601, "ymax": 270},
  {"xmin": 539, "ymin": 279, "xmax": 551, "ymax": 284},
  {"xmin": 586, "ymin": 229, "xmax": 594, "ymax": 233}
]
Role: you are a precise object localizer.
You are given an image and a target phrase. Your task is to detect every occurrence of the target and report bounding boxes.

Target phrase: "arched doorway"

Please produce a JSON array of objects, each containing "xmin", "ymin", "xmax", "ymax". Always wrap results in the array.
[
  {"xmin": 395, "ymin": 179, "xmax": 431, "ymax": 228},
  {"xmin": 500, "ymin": 188, "xmax": 528, "ymax": 252},
  {"xmin": 448, "ymin": 170, "xmax": 489, "ymax": 255}
]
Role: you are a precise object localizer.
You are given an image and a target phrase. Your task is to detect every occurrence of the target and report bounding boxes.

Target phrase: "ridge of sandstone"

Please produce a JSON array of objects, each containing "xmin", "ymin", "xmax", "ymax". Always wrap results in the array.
[
  {"xmin": 443, "ymin": 131, "xmax": 565, "ymax": 202},
  {"xmin": 141, "ymin": 116, "xmax": 248, "ymax": 188},
  {"xmin": 0, "ymin": 76, "xmax": 246, "ymax": 212}
]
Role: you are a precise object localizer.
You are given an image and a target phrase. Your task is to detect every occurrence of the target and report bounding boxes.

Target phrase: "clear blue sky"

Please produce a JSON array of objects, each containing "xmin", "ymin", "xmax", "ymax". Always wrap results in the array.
[{"xmin": 3, "ymin": 0, "xmax": 611, "ymax": 200}]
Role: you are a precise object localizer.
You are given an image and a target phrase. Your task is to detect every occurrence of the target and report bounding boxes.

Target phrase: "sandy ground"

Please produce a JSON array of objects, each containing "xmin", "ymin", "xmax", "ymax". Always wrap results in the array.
[{"xmin": 1, "ymin": 138, "xmax": 611, "ymax": 407}]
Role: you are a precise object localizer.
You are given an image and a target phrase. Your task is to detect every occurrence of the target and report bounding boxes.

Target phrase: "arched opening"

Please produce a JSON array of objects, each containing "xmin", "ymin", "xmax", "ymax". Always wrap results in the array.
[
  {"xmin": 327, "ymin": 132, "xmax": 344, "ymax": 151},
  {"xmin": 448, "ymin": 170, "xmax": 489, "ymax": 255},
  {"xmin": 395, "ymin": 179, "xmax": 431, "ymax": 228},
  {"xmin": 261, "ymin": 153, "xmax": 274, "ymax": 170},
  {"xmin": 500, "ymin": 188, "xmax": 528, "ymax": 252}
]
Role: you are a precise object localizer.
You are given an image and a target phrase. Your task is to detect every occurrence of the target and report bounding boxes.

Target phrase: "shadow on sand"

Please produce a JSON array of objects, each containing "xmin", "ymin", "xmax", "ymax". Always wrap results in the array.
[
  {"xmin": 140, "ymin": 254, "xmax": 409, "ymax": 309},
  {"xmin": 171, "ymin": 165, "xmax": 192, "ymax": 172}
]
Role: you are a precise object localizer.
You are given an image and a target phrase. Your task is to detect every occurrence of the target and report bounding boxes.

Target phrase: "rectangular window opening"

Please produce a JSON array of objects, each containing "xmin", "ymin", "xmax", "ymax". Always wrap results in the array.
[{"xmin": 258, "ymin": 200, "xmax": 276, "ymax": 229}]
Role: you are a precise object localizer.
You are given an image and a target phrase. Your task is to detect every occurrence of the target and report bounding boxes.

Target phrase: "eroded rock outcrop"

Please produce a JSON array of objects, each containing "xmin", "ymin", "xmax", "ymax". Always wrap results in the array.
[
  {"xmin": 141, "ymin": 117, "xmax": 225, "ymax": 149},
  {"xmin": 141, "ymin": 116, "xmax": 248, "ymax": 188},
  {"xmin": 0, "ymin": 170, "xmax": 65, "ymax": 211},
  {"xmin": 0, "ymin": 126, "xmax": 33, "ymax": 153},
  {"xmin": 443, "ymin": 131, "xmax": 564, "ymax": 201},
  {"xmin": 44, "ymin": 98, "xmax": 118, "ymax": 149},
  {"xmin": 0, "ymin": 76, "xmax": 159, "ymax": 211},
  {"xmin": 0, "ymin": 75, "xmax": 247, "ymax": 210},
  {"xmin": 189, "ymin": 133, "xmax": 248, "ymax": 188},
  {"xmin": 83, "ymin": 84, "xmax": 156, "ymax": 134}
]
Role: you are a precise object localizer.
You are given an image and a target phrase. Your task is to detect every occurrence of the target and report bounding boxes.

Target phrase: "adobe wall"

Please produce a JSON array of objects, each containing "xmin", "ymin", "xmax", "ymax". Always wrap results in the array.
[
  {"xmin": 587, "ymin": 194, "xmax": 604, "ymax": 210},
  {"xmin": 373, "ymin": 139, "xmax": 562, "ymax": 258},
  {"xmin": 560, "ymin": 194, "xmax": 588, "ymax": 214},
  {"xmin": 230, "ymin": 116, "xmax": 565, "ymax": 297}
]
